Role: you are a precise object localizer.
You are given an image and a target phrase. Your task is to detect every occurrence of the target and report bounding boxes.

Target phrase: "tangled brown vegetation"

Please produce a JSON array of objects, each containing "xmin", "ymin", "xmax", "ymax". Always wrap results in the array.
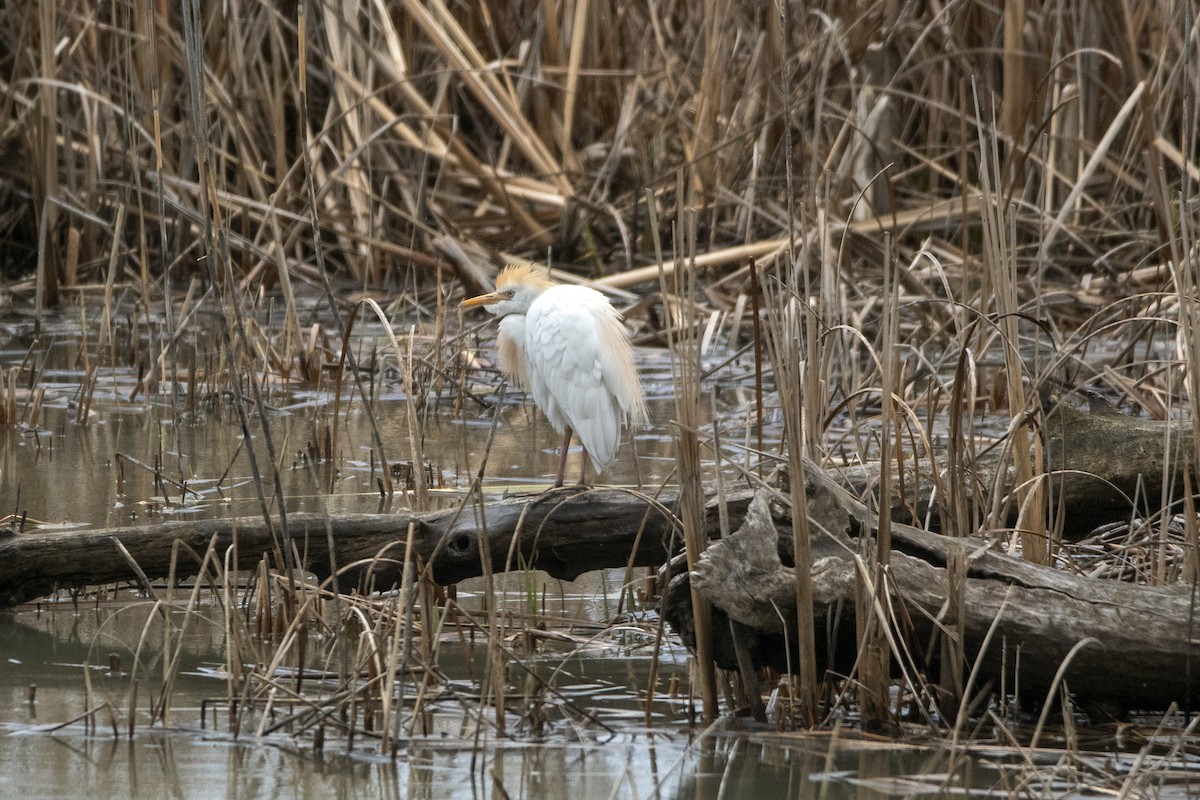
[
  {"xmin": 0, "ymin": 1, "xmax": 1191, "ymax": 299},
  {"xmin": 4, "ymin": 0, "xmax": 1200, "ymax": 751}
]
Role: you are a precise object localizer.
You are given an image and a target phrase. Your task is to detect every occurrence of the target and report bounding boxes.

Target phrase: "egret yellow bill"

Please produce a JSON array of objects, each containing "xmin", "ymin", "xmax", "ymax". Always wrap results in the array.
[{"xmin": 461, "ymin": 264, "xmax": 648, "ymax": 486}]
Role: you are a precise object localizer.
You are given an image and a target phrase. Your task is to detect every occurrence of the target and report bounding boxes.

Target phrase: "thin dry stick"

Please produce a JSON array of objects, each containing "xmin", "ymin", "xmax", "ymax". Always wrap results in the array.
[
  {"xmin": 649, "ymin": 182, "xmax": 718, "ymax": 721},
  {"xmin": 999, "ymin": 0, "xmax": 1028, "ymax": 191},
  {"xmin": 974, "ymin": 80, "xmax": 1044, "ymax": 563},
  {"xmin": 861, "ymin": 233, "xmax": 899, "ymax": 725},
  {"xmin": 382, "ymin": 521, "xmax": 419, "ymax": 755},
  {"xmin": 404, "ymin": 325, "xmax": 429, "ymax": 510},
  {"xmin": 557, "ymin": 0, "xmax": 588, "ymax": 174},
  {"xmin": 748, "ymin": 260, "xmax": 765, "ymax": 477},
  {"xmin": 761, "ymin": 268, "xmax": 820, "ymax": 725},
  {"xmin": 33, "ymin": 0, "xmax": 58, "ymax": 324}
]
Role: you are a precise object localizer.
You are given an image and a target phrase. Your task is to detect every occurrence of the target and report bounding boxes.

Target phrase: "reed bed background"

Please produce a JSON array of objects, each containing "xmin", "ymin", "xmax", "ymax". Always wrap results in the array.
[
  {"xmin": 3, "ymin": 0, "xmax": 1200, "ymax": 790},
  {"xmin": 2, "ymin": 1, "xmax": 1192, "ymax": 298}
]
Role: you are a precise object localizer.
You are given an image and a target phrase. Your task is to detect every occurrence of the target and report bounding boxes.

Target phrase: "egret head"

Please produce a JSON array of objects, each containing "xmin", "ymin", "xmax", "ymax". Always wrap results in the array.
[{"xmin": 460, "ymin": 263, "xmax": 555, "ymax": 317}]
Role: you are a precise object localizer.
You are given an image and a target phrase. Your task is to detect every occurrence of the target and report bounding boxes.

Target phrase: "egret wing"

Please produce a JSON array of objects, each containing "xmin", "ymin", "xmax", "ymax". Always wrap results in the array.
[
  {"xmin": 595, "ymin": 308, "xmax": 648, "ymax": 424},
  {"xmin": 525, "ymin": 286, "xmax": 628, "ymax": 469}
]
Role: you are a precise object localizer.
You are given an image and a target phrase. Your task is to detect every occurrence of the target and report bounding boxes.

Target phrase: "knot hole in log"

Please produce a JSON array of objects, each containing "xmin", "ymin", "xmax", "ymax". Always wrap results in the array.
[{"xmin": 448, "ymin": 532, "xmax": 475, "ymax": 556}]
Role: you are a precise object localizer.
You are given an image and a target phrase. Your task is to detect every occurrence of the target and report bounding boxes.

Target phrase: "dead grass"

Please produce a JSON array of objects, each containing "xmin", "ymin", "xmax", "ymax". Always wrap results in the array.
[
  {"xmin": 0, "ymin": 1, "xmax": 1188, "ymax": 297},
  {"xmin": 5, "ymin": 0, "xmax": 1200, "ymax": 787}
]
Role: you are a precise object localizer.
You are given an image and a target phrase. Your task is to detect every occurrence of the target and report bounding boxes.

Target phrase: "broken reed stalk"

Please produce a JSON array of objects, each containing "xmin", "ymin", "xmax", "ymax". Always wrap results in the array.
[
  {"xmin": 1170, "ymin": 185, "xmax": 1200, "ymax": 585},
  {"xmin": 859, "ymin": 234, "xmax": 899, "ymax": 725},
  {"xmin": 946, "ymin": 345, "xmax": 979, "ymax": 538},
  {"xmin": 558, "ymin": 0, "xmax": 588, "ymax": 174},
  {"xmin": 691, "ymin": 0, "xmax": 728, "ymax": 194},
  {"xmin": 264, "ymin": 213, "xmax": 302, "ymax": 380},
  {"xmin": 649, "ymin": 182, "xmax": 718, "ymax": 721},
  {"xmin": 179, "ymin": 0, "xmax": 297, "ymax": 589},
  {"xmin": 380, "ymin": 521, "xmax": 419, "ymax": 755},
  {"xmin": 748, "ymin": 262, "xmax": 766, "ymax": 477},
  {"xmin": 999, "ymin": 0, "xmax": 1028, "ymax": 191},
  {"xmin": 0, "ymin": 368, "xmax": 12, "ymax": 426},
  {"xmin": 33, "ymin": 0, "xmax": 58, "ymax": 324},
  {"xmin": 464, "ymin": 399, "xmax": 507, "ymax": 737},
  {"xmin": 296, "ymin": 6, "xmax": 395, "ymax": 499},
  {"xmin": 974, "ymin": 81, "xmax": 1046, "ymax": 564},
  {"xmin": 762, "ymin": 256, "xmax": 820, "ymax": 726},
  {"xmin": 404, "ymin": 325, "xmax": 429, "ymax": 510},
  {"xmin": 100, "ymin": 204, "xmax": 126, "ymax": 353}
]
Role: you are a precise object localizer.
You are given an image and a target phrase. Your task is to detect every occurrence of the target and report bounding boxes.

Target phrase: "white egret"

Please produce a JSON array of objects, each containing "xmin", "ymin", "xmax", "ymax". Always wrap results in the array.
[{"xmin": 461, "ymin": 264, "xmax": 648, "ymax": 486}]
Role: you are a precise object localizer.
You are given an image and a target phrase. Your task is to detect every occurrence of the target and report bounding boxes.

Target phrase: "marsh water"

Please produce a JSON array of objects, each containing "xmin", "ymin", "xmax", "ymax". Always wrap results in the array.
[
  {"xmin": 0, "ymin": 302, "xmax": 1188, "ymax": 799},
  {"xmin": 0, "ymin": 596, "xmax": 1019, "ymax": 800}
]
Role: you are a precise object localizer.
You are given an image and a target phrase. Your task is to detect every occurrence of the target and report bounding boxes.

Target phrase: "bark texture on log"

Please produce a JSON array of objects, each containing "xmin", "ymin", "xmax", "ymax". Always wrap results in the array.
[
  {"xmin": 0, "ymin": 488, "xmax": 679, "ymax": 608},
  {"xmin": 673, "ymin": 463, "xmax": 1200, "ymax": 715},
  {"xmin": 1, "ymin": 399, "xmax": 1196, "ymax": 713},
  {"xmin": 839, "ymin": 399, "xmax": 1195, "ymax": 538}
]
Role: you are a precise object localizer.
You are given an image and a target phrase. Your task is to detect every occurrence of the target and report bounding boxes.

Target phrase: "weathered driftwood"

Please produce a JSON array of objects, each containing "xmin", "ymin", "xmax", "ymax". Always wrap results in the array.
[
  {"xmin": 844, "ymin": 398, "xmax": 1195, "ymax": 538},
  {"xmin": 668, "ymin": 464, "xmax": 1200, "ymax": 715},
  {"xmin": 0, "ymin": 400, "xmax": 1195, "ymax": 714},
  {"xmin": 0, "ymin": 398, "xmax": 1178, "ymax": 609},
  {"xmin": 0, "ymin": 488, "xmax": 683, "ymax": 608}
]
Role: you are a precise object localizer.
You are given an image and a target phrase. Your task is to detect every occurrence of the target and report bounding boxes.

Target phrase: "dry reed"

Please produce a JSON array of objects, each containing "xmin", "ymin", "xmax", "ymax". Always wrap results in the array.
[{"xmin": 6, "ymin": 1, "xmax": 1200, "ymax": 781}]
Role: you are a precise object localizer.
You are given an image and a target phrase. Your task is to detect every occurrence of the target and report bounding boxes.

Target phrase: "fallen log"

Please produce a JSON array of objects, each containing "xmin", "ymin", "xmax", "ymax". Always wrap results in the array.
[
  {"xmin": 1, "ymin": 397, "xmax": 1178, "ymax": 608},
  {"xmin": 841, "ymin": 396, "xmax": 1196, "ymax": 538},
  {"xmin": 0, "ymin": 488, "xmax": 684, "ymax": 608},
  {"xmin": 1, "ymin": 397, "xmax": 1196, "ymax": 714},
  {"xmin": 667, "ymin": 464, "xmax": 1200, "ymax": 716}
]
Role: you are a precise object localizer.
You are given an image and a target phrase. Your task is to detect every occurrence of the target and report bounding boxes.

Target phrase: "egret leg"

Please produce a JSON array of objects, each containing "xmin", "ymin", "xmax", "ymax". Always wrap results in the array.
[
  {"xmin": 552, "ymin": 427, "xmax": 574, "ymax": 488},
  {"xmin": 576, "ymin": 451, "xmax": 588, "ymax": 486}
]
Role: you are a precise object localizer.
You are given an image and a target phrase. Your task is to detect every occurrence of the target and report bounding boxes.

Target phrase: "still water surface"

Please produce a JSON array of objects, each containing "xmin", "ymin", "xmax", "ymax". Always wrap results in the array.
[
  {"xmin": 0, "ymin": 305, "xmax": 1163, "ymax": 798},
  {"xmin": 0, "ymin": 592, "xmax": 999, "ymax": 800}
]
